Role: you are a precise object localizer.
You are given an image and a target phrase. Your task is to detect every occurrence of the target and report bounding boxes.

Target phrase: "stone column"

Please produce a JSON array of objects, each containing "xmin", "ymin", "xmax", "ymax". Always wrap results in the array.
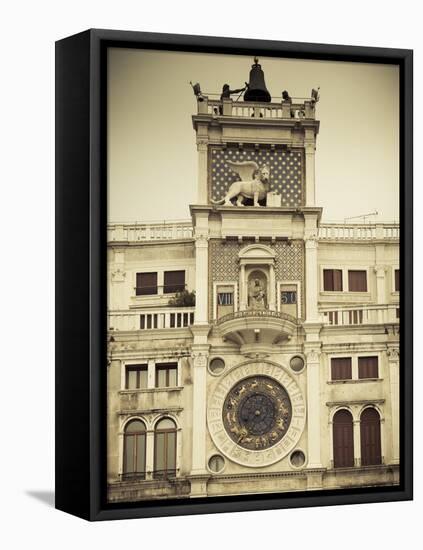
[
  {"xmin": 305, "ymin": 141, "xmax": 316, "ymax": 206},
  {"xmin": 304, "ymin": 237, "xmax": 319, "ymax": 322},
  {"xmin": 353, "ymin": 418, "xmax": 361, "ymax": 466},
  {"xmin": 374, "ymin": 265, "xmax": 387, "ymax": 323},
  {"xmin": 190, "ymin": 348, "xmax": 209, "ymax": 474},
  {"xmin": 387, "ymin": 347, "xmax": 400, "ymax": 464},
  {"xmin": 147, "ymin": 359, "xmax": 155, "ymax": 389},
  {"xmin": 239, "ymin": 264, "xmax": 246, "ymax": 311},
  {"xmin": 304, "ymin": 346, "xmax": 322, "ymax": 468},
  {"xmin": 195, "ymin": 233, "xmax": 209, "ymax": 324},
  {"xmin": 196, "ymin": 140, "xmax": 208, "ymax": 204},
  {"xmin": 269, "ymin": 263, "xmax": 276, "ymax": 311},
  {"xmin": 145, "ymin": 429, "xmax": 155, "ymax": 480}
]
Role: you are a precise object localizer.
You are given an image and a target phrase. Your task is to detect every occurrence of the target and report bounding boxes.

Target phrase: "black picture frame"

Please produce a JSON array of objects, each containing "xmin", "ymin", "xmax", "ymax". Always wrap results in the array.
[{"xmin": 55, "ymin": 29, "xmax": 413, "ymax": 521}]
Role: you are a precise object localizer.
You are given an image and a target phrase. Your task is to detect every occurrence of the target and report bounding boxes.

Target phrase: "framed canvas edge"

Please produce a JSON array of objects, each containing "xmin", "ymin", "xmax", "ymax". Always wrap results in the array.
[{"xmin": 55, "ymin": 28, "xmax": 413, "ymax": 522}]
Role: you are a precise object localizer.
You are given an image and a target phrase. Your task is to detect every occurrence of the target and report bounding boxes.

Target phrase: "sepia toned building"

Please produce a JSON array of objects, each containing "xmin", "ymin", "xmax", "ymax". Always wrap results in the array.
[{"xmin": 107, "ymin": 60, "xmax": 399, "ymax": 502}]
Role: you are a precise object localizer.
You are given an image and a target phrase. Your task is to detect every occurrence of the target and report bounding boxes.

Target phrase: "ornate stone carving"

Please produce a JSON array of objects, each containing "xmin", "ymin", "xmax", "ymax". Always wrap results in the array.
[
  {"xmin": 192, "ymin": 352, "xmax": 208, "ymax": 368},
  {"xmin": 111, "ymin": 268, "xmax": 126, "ymax": 282},
  {"xmin": 211, "ymin": 162, "xmax": 270, "ymax": 207},
  {"xmin": 222, "ymin": 376, "xmax": 292, "ymax": 451},
  {"xmin": 207, "ymin": 361, "xmax": 306, "ymax": 467},
  {"xmin": 248, "ymin": 275, "xmax": 267, "ymax": 310},
  {"xmin": 305, "ymin": 349, "xmax": 320, "ymax": 363},
  {"xmin": 387, "ymin": 347, "xmax": 399, "ymax": 361}
]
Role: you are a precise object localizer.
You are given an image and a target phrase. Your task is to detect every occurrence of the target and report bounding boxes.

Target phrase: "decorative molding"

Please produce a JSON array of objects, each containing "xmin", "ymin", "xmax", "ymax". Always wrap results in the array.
[{"xmin": 326, "ymin": 399, "xmax": 385, "ymax": 407}]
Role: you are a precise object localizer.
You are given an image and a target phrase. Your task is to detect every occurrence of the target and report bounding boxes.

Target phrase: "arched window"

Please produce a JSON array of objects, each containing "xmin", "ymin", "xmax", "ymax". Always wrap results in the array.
[
  {"xmin": 154, "ymin": 418, "xmax": 177, "ymax": 479},
  {"xmin": 123, "ymin": 419, "xmax": 146, "ymax": 479},
  {"xmin": 333, "ymin": 409, "xmax": 354, "ymax": 468},
  {"xmin": 360, "ymin": 408, "xmax": 382, "ymax": 466}
]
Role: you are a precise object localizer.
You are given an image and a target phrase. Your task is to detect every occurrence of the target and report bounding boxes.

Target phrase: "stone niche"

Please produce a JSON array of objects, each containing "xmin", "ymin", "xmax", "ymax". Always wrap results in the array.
[{"xmin": 239, "ymin": 244, "xmax": 276, "ymax": 311}]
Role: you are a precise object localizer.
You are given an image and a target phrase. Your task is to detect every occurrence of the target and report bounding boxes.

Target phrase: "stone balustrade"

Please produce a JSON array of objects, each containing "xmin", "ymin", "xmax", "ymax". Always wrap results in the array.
[
  {"xmin": 108, "ymin": 307, "xmax": 195, "ymax": 331},
  {"xmin": 320, "ymin": 304, "xmax": 399, "ymax": 326},
  {"xmin": 201, "ymin": 98, "xmax": 316, "ymax": 120},
  {"xmin": 318, "ymin": 223, "xmax": 399, "ymax": 241},
  {"xmin": 107, "ymin": 220, "xmax": 399, "ymax": 243},
  {"xmin": 108, "ymin": 220, "xmax": 193, "ymax": 243}
]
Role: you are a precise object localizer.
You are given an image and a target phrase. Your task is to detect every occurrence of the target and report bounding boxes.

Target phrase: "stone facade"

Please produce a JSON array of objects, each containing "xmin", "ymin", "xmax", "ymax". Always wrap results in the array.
[{"xmin": 107, "ymin": 85, "xmax": 399, "ymax": 503}]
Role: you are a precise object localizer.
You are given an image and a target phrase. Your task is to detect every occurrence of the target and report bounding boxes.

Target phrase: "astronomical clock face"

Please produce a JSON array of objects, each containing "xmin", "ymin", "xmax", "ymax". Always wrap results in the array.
[
  {"xmin": 207, "ymin": 362, "xmax": 306, "ymax": 467},
  {"xmin": 223, "ymin": 376, "xmax": 292, "ymax": 451}
]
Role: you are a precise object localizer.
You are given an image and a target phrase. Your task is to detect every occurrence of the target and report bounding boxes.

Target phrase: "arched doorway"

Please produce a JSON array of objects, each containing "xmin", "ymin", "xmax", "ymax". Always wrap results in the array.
[
  {"xmin": 360, "ymin": 408, "xmax": 382, "ymax": 466},
  {"xmin": 333, "ymin": 409, "xmax": 354, "ymax": 468}
]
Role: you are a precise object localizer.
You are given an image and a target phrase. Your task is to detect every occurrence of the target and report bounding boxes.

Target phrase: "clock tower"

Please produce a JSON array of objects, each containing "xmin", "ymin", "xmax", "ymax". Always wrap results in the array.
[{"xmin": 189, "ymin": 59, "xmax": 324, "ymax": 494}]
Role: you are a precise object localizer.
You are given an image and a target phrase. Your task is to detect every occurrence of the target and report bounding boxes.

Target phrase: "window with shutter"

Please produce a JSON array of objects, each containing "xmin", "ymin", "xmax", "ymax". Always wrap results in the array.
[
  {"xmin": 155, "ymin": 363, "xmax": 178, "ymax": 388},
  {"xmin": 360, "ymin": 408, "xmax": 382, "ymax": 466},
  {"xmin": 323, "ymin": 269, "xmax": 343, "ymax": 291},
  {"xmin": 331, "ymin": 357, "xmax": 352, "ymax": 380},
  {"xmin": 125, "ymin": 365, "xmax": 148, "ymax": 389},
  {"xmin": 164, "ymin": 270, "xmax": 185, "ymax": 293},
  {"xmin": 333, "ymin": 410, "xmax": 354, "ymax": 468},
  {"xmin": 136, "ymin": 272, "xmax": 158, "ymax": 295},
  {"xmin": 395, "ymin": 269, "xmax": 400, "ymax": 292},
  {"xmin": 348, "ymin": 270, "xmax": 367, "ymax": 292},
  {"xmin": 358, "ymin": 356, "xmax": 378, "ymax": 379}
]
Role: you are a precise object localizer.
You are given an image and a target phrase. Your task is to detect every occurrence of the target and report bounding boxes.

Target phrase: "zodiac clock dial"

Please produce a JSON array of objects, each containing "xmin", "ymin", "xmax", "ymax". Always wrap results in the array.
[{"xmin": 222, "ymin": 375, "xmax": 292, "ymax": 451}]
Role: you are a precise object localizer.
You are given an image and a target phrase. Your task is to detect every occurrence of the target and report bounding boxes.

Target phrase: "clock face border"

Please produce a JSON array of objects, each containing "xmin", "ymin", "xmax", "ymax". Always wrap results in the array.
[{"xmin": 207, "ymin": 360, "xmax": 306, "ymax": 467}]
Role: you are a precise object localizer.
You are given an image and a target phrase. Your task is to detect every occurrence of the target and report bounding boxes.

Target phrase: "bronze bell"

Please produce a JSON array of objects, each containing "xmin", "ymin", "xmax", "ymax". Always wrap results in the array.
[{"xmin": 244, "ymin": 57, "xmax": 271, "ymax": 103}]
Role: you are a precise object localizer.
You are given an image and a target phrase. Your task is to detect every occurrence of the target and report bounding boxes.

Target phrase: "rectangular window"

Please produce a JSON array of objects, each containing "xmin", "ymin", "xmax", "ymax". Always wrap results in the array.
[
  {"xmin": 125, "ymin": 365, "xmax": 148, "ymax": 389},
  {"xmin": 348, "ymin": 270, "xmax": 367, "ymax": 292},
  {"xmin": 164, "ymin": 270, "xmax": 185, "ymax": 293},
  {"xmin": 331, "ymin": 358, "xmax": 352, "ymax": 381},
  {"xmin": 136, "ymin": 272, "xmax": 157, "ymax": 295},
  {"xmin": 323, "ymin": 269, "xmax": 343, "ymax": 291},
  {"xmin": 155, "ymin": 363, "xmax": 178, "ymax": 388},
  {"xmin": 358, "ymin": 356, "xmax": 379, "ymax": 379},
  {"xmin": 395, "ymin": 269, "xmax": 400, "ymax": 292},
  {"xmin": 217, "ymin": 292, "xmax": 233, "ymax": 306}
]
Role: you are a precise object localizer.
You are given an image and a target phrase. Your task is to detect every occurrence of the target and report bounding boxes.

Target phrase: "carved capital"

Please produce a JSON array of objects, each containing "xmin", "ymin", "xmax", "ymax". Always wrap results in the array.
[
  {"xmin": 387, "ymin": 347, "xmax": 400, "ymax": 361},
  {"xmin": 197, "ymin": 139, "xmax": 208, "ymax": 151},
  {"xmin": 111, "ymin": 268, "xmax": 126, "ymax": 282},
  {"xmin": 305, "ymin": 349, "xmax": 320, "ymax": 363},
  {"xmin": 194, "ymin": 230, "xmax": 209, "ymax": 246},
  {"xmin": 374, "ymin": 265, "xmax": 387, "ymax": 276},
  {"xmin": 192, "ymin": 352, "xmax": 208, "ymax": 368},
  {"xmin": 304, "ymin": 235, "xmax": 318, "ymax": 248}
]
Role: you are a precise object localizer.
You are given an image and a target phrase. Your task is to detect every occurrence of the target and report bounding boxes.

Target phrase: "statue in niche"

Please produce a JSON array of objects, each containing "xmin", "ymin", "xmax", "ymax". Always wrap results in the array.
[
  {"xmin": 248, "ymin": 277, "xmax": 267, "ymax": 310},
  {"xmin": 211, "ymin": 162, "xmax": 270, "ymax": 207}
]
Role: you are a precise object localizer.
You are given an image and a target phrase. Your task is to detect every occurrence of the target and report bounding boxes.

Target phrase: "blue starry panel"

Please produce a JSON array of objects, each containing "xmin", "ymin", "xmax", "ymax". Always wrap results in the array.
[{"xmin": 210, "ymin": 147, "xmax": 304, "ymax": 207}]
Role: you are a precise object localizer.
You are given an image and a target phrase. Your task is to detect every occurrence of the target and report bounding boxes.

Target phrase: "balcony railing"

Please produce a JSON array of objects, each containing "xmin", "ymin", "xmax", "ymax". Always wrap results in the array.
[
  {"xmin": 216, "ymin": 309, "xmax": 299, "ymax": 325},
  {"xmin": 108, "ymin": 220, "xmax": 193, "ymax": 243},
  {"xmin": 108, "ymin": 307, "xmax": 195, "ymax": 331},
  {"xmin": 320, "ymin": 304, "xmax": 399, "ymax": 326},
  {"xmin": 108, "ymin": 221, "xmax": 399, "ymax": 243},
  {"xmin": 201, "ymin": 98, "xmax": 316, "ymax": 120},
  {"xmin": 318, "ymin": 223, "xmax": 399, "ymax": 241}
]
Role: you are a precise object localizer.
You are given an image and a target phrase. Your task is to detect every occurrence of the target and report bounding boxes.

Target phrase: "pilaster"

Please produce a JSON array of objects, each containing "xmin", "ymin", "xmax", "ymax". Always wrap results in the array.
[
  {"xmin": 387, "ymin": 346, "xmax": 400, "ymax": 464},
  {"xmin": 304, "ymin": 335, "xmax": 323, "ymax": 469},
  {"xmin": 305, "ymin": 142, "xmax": 316, "ymax": 206},
  {"xmin": 190, "ymin": 342, "xmax": 210, "ymax": 476},
  {"xmin": 196, "ymin": 139, "xmax": 208, "ymax": 204}
]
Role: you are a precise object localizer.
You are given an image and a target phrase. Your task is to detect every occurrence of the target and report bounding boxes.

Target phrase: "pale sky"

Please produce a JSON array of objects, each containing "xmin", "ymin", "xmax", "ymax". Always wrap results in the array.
[{"xmin": 108, "ymin": 48, "xmax": 399, "ymax": 223}]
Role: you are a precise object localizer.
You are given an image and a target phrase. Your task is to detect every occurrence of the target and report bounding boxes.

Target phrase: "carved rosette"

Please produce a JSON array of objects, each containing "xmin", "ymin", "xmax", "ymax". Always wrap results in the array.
[{"xmin": 207, "ymin": 361, "xmax": 306, "ymax": 467}]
